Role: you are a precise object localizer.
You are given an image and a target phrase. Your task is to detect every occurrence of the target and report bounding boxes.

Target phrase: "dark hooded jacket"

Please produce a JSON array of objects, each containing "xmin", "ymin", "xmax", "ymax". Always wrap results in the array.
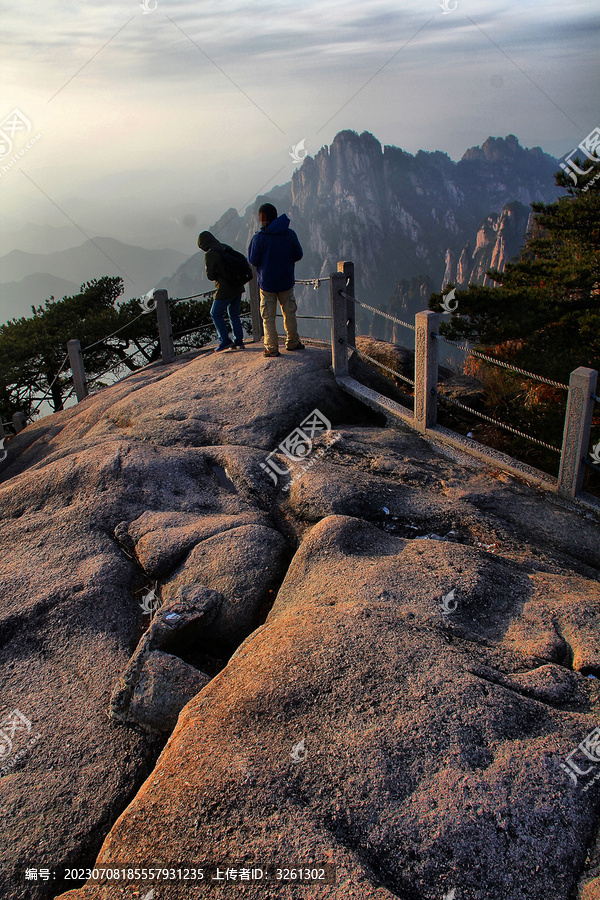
[
  {"xmin": 247, "ymin": 214, "xmax": 303, "ymax": 292},
  {"xmin": 197, "ymin": 231, "xmax": 243, "ymax": 301}
]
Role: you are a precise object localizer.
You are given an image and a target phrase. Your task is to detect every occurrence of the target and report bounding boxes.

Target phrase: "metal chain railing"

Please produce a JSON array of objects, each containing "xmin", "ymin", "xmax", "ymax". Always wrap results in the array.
[
  {"xmin": 295, "ymin": 277, "xmax": 327, "ymax": 288},
  {"xmin": 339, "ymin": 289, "xmax": 567, "ymax": 456},
  {"xmin": 28, "ymin": 353, "xmax": 71, "ymax": 416},
  {"xmin": 175, "ymin": 278, "xmax": 326, "ymax": 302},
  {"xmin": 170, "ymin": 289, "xmax": 215, "ymax": 303},
  {"xmin": 88, "ymin": 341, "xmax": 157, "ymax": 387},
  {"xmin": 275, "ymin": 313, "xmax": 331, "ymax": 320},
  {"xmin": 172, "ymin": 322, "xmax": 217, "ymax": 340},
  {"xmin": 435, "ymin": 333, "xmax": 569, "ymax": 391},
  {"xmin": 437, "ymin": 393, "xmax": 562, "ymax": 453},
  {"xmin": 339, "ymin": 292, "xmax": 416, "ymax": 333},
  {"xmin": 82, "ymin": 312, "xmax": 148, "ymax": 353},
  {"xmin": 341, "ymin": 338, "xmax": 415, "ymax": 387}
]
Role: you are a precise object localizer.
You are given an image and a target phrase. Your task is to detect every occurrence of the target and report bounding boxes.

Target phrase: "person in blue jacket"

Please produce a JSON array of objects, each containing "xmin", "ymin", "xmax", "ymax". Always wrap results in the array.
[{"xmin": 248, "ymin": 203, "xmax": 304, "ymax": 358}]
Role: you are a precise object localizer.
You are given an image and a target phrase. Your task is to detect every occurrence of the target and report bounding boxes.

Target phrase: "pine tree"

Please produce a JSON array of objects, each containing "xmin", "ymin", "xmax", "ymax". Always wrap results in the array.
[
  {"xmin": 0, "ymin": 278, "xmax": 216, "ymax": 422},
  {"xmin": 429, "ymin": 165, "xmax": 599, "ymax": 476}
]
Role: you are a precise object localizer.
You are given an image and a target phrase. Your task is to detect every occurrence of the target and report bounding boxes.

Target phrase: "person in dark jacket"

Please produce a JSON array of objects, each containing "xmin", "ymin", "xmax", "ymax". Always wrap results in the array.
[
  {"xmin": 197, "ymin": 231, "xmax": 245, "ymax": 352},
  {"xmin": 247, "ymin": 203, "xmax": 303, "ymax": 358}
]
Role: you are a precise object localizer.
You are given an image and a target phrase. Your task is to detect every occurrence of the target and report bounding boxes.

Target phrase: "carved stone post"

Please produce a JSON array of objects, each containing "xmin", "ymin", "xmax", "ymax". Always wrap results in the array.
[
  {"xmin": 330, "ymin": 272, "xmax": 349, "ymax": 377},
  {"xmin": 337, "ymin": 260, "xmax": 355, "ymax": 350},
  {"xmin": 558, "ymin": 366, "xmax": 598, "ymax": 499},
  {"xmin": 249, "ymin": 265, "xmax": 263, "ymax": 343},
  {"xmin": 67, "ymin": 339, "xmax": 89, "ymax": 402},
  {"xmin": 414, "ymin": 310, "xmax": 439, "ymax": 432},
  {"xmin": 154, "ymin": 290, "xmax": 175, "ymax": 363},
  {"xmin": 12, "ymin": 412, "xmax": 27, "ymax": 432}
]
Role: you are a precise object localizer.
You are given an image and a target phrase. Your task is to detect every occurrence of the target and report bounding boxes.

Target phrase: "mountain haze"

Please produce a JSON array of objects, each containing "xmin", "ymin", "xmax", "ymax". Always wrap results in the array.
[
  {"xmin": 0, "ymin": 240, "xmax": 188, "ymax": 325},
  {"xmin": 159, "ymin": 130, "xmax": 563, "ymax": 338},
  {"xmin": 0, "ymin": 131, "xmax": 563, "ymax": 333}
]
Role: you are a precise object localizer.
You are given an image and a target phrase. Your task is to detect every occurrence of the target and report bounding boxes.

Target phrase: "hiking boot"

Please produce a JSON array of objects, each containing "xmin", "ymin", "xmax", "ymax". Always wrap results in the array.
[
  {"xmin": 215, "ymin": 339, "xmax": 235, "ymax": 352},
  {"xmin": 263, "ymin": 349, "xmax": 280, "ymax": 358},
  {"xmin": 286, "ymin": 341, "xmax": 305, "ymax": 351}
]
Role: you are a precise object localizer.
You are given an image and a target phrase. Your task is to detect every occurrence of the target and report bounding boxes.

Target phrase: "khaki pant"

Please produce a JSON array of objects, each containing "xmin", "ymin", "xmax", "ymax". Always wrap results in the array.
[{"xmin": 260, "ymin": 287, "xmax": 301, "ymax": 352}]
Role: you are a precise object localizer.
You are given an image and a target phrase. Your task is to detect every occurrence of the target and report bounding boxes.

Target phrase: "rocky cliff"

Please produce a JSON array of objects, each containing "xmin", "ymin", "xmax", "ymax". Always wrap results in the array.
[
  {"xmin": 159, "ymin": 131, "xmax": 562, "ymax": 338},
  {"xmin": 1, "ymin": 343, "xmax": 599, "ymax": 900},
  {"xmin": 442, "ymin": 201, "xmax": 535, "ymax": 289}
]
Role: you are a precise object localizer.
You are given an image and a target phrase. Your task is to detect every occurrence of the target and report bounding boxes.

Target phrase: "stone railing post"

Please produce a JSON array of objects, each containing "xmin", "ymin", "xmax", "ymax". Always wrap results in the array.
[
  {"xmin": 13, "ymin": 412, "xmax": 27, "ymax": 432},
  {"xmin": 248, "ymin": 265, "xmax": 263, "ymax": 343},
  {"xmin": 414, "ymin": 310, "xmax": 439, "ymax": 432},
  {"xmin": 154, "ymin": 289, "xmax": 175, "ymax": 363},
  {"xmin": 330, "ymin": 272, "xmax": 349, "ymax": 377},
  {"xmin": 67, "ymin": 339, "xmax": 89, "ymax": 403},
  {"xmin": 558, "ymin": 366, "xmax": 598, "ymax": 499},
  {"xmin": 337, "ymin": 260, "xmax": 355, "ymax": 350}
]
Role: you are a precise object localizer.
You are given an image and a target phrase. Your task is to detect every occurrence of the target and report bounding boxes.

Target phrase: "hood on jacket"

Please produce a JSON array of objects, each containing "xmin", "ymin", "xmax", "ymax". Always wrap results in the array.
[
  {"xmin": 198, "ymin": 231, "xmax": 220, "ymax": 251},
  {"xmin": 262, "ymin": 214, "xmax": 291, "ymax": 234}
]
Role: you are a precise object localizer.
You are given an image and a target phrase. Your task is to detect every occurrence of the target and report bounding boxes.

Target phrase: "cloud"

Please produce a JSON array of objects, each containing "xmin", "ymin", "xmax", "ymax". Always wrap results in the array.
[{"xmin": 0, "ymin": 0, "xmax": 598, "ymax": 238}]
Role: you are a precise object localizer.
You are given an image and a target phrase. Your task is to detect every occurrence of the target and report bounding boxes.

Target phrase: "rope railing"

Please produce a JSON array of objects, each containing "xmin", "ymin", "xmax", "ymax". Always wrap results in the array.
[
  {"xmin": 341, "ymin": 338, "xmax": 415, "ymax": 388},
  {"xmin": 340, "ymin": 292, "xmax": 416, "ymax": 333},
  {"xmin": 437, "ymin": 393, "xmax": 562, "ymax": 454},
  {"xmin": 434, "ymin": 333, "xmax": 569, "ymax": 391}
]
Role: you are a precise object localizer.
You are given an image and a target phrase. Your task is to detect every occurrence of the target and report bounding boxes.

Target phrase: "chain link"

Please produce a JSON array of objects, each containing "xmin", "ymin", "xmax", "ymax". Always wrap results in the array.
[
  {"xmin": 435, "ymin": 333, "xmax": 568, "ymax": 390},
  {"xmin": 295, "ymin": 278, "xmax": 327, "ymax": 287},
  {"xmin": 342, "ymin": 339, "xmax": 415, "ymax": 387},
  {"xmin": 83, "ymin": 312, "xmax": 147, "ymax": 352},
  {"xmin": 437, "ymin": 393, "xmax": 562, "ymax": 453},
  {"xmin": 29, "ymin": 353, "xmax": 71, "ymax": 415},
  {"xmin": 275, "ymin": 313, "xmax": 331, "ymax": 320},
  {"xmin": 88, "ymin": 341, "xmax": 156, "ymax": 386},
  {"xmin": 342, "ymin": 293, "xmax": 416, "ymax": 332},
  {"xmin": 171, "ymin": 289, "xmax": 216, "ymax": 302}
]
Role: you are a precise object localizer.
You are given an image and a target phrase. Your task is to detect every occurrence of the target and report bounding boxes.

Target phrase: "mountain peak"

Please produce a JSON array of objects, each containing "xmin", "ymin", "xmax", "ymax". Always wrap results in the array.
[
  {"xmin": 330, "ymin": 129, "xmax": 382, "ymax": 153},
  {"xmin": 461, "ymin": 134, "xmax": 529, "ymax": 162}
]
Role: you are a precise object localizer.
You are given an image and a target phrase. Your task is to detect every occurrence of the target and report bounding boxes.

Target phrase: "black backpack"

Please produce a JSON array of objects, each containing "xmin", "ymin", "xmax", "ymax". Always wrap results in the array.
[{"xmin": 217, "ymin": 244, "xmax": 253, "ymax": 286}]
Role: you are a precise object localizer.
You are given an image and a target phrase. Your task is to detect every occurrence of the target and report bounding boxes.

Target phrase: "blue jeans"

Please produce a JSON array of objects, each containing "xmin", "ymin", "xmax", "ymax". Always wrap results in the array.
[{"xmin": 211, "ymin": 294, "xmax": 244, "ymax": 345}]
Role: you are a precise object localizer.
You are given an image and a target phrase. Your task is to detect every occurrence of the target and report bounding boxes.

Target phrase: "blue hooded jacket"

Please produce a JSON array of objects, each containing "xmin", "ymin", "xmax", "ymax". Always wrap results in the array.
[{"xmin": 248, "ymin": 214, "xmax": 303, "ymax": 293}]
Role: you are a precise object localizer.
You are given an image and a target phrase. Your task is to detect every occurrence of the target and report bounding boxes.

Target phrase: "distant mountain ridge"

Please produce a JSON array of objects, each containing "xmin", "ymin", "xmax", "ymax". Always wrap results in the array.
[
  {"xmin": 1, "ymin": 274, "xmax": 79, "ymax": 324},
  {"xmin": 0, "ymin": 239, "xmax": 188, "ymax": 326},
  {"xmin": 0, "ymin": 131, "xmax": 563, "ymax": 332},
  {"xmin": 159, "ymin": 130, "xmax": 563, "ymax": 337}
]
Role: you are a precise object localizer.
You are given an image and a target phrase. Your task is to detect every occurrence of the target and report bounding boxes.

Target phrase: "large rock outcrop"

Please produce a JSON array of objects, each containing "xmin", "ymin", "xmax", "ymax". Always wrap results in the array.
[{"xmin": 1, "ymin": 343, "xmax": 599, "ymax": 900}]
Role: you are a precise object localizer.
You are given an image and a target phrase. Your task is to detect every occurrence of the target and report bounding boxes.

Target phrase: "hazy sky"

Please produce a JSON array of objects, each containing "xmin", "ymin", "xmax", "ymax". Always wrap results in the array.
[{"xmin": 0, "ymin": 0, "xmax": 599, "ymax": 246}]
